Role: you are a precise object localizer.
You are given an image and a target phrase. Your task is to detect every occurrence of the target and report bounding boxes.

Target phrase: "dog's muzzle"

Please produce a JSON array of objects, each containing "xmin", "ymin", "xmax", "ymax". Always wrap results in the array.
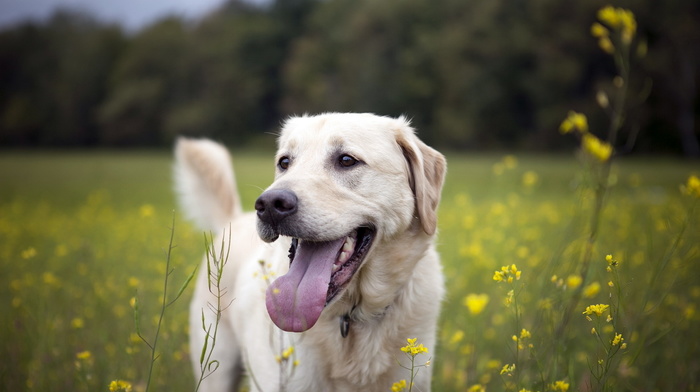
[{"xmin": 255, "ymin": 189, "xmax": 298, "ymax": 242}]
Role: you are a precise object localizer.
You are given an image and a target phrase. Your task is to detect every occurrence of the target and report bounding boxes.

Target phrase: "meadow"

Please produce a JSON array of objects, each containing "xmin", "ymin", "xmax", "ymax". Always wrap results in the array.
[{"xmin": 0, "ymin": 149, "xmax": 698, "ymax": 391}]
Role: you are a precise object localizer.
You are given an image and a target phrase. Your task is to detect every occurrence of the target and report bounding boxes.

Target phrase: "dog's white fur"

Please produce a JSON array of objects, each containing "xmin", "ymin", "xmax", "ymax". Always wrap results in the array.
[{"xmin": 174, "ymin": 113, "xmax": 446, "ymax": 392}]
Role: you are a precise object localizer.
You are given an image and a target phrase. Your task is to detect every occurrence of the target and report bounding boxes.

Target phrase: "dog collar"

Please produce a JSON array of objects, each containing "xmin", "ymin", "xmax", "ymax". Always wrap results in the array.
[{"xmin": 340, "ymin": 314, "xmax": 351, "ymax": 338}]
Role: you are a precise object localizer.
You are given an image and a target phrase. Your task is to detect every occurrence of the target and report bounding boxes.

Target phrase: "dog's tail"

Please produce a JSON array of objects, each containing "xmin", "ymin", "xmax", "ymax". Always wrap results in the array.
[{"xmin": 174, "ymin": 137, "xmax": 242, "ymax": 231}]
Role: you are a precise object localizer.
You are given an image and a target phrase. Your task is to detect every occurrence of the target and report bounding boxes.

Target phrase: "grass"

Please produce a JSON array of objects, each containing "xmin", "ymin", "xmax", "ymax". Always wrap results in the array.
[{"xmin": 0, "ymin": 150, "xmax": 698, "ymax": 391}]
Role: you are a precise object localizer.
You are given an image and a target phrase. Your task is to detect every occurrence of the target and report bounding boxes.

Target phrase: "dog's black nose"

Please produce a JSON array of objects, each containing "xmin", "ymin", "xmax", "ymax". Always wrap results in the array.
[{"xmin": 255, "ymin": 189, "xmax": 298, "ymax": 224}]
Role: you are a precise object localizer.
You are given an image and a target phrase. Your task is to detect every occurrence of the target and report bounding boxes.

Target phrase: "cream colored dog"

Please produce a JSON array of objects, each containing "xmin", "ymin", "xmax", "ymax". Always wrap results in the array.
[{"xmin": 174, "ymin": 113, "xmax": 446, "ymax": 392}]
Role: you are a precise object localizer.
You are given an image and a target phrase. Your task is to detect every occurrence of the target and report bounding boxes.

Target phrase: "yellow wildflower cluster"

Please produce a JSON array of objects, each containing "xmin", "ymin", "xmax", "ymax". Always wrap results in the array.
[
  {"xmin": 550, "ymin": 380, "xmax": 570, "ymax": 392},
  {"xmin": 512, "ymin": 328, "xmax": 533, "ymax": 350},
  {"xmin": 593, "ymin": 5, "xmax": 637, "ymax": 52},
  {"xmin": 505, "ymin": 289, "xmax": 515, "ymax": 307},
  {"xmin": 582, "ymin": 134, "xmax": 614, "ymax": 162},
  {"xmin": 74, "ymin": 350, "xmax": 93, "ymax": 371},
  {"xmin": 583, "ymin": 304, "xmax": 610, "ymax": 319},
  {"xmin": 559, "ymin": 111, "xmax": 588, "ymax": 134},
  {"xmin": 493, "ymin": 264, "xmax": 522, "ymax": 283},
  {"xmin": 493, "ymin": 154, "xmax": 519, "ymax": 175},
  {"xmin": 559, "ymin": 111, "xmax": 613, "ymax": 162},
  {"xmin": 583, "ymin": 281, "xmax": 601, "ymax": 298},
  {"xmin": 401, "ymin": 338, "xmax": 429, "ymax": 357},
  {"xmin": 463, "ymin": 293, "xmax": 490, "ymax": 315},
  {"xmin": 559, "ymin": 110, "xmax": 613, "ymax": 162},
  {"xmin": 605, "ymin": 254, "xmax": 619, "ymax": 272},
  {"xmin": 611, "ymin": 332, "xmax": 625, "ymax": 347},
  {"xmin": 499, "ymin": 363, "xmax": 516, "ymax": 376},
  {"xmin": 468, "ymin": 384, "xmax": 486, "ymax": 392},
  {"xmin": 566, "ymin": 274, "xmax": 583, "ymax": 289},
  {"xmin": 391, "ymin": 379, "xmax": 407, "ymax": 392},
  {"xmin": 276, "ymin": 345, "xmax": 297, "ymax": 365},
  {"xmin": 76, "ymin": 350, "xmax": 92, "ymax": 360},
  {"xmin": 108, "ymin": 380, "xmax": 133, "ymax": 392},
  {"xmin": 681, "ymin": 175, "xmax": 700, "ymax": 198},
  {"xmin": 20, "ymin": 247, "xmax": 37, "ymax": 259}
]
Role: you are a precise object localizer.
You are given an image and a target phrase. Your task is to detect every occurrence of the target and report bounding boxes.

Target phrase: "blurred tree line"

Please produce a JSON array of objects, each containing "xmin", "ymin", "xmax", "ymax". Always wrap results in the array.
[{"xmin": 0, "ymin": 0, "xmax": 698, "ymax": 154}]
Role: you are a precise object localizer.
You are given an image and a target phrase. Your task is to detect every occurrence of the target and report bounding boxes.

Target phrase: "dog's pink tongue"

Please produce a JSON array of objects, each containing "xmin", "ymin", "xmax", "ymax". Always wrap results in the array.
[{"xmin": 266, "ymin": 238, "xmax": 345, "ymax": 332}]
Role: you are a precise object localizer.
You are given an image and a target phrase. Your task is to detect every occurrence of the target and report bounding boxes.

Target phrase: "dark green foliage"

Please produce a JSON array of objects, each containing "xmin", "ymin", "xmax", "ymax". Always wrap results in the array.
[{"xmin": 0, "ymin": 0, "xmax": 698, "ymax": 153}]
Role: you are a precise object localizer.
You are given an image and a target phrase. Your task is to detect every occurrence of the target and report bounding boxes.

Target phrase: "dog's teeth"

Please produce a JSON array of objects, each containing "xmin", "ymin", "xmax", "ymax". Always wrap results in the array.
[
  {"xmin": 343, "ymin": 238, "xmax": 354, "ymax": 253},
  {"xmin": 336, "ymin": 235, "xmax": 356, "ymax": 265},
  {"xmin": 337, "ymin": 249, "xmax": 350, "ymax": 264},
  {"xmin": 332, "ymin": 264, "xmax": 339, "ymax": 272}
]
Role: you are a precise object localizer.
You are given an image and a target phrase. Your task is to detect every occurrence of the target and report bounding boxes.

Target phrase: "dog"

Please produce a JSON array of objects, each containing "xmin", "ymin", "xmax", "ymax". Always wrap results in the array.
[{"xmin": 174, "ymin": 113, "xmax": 446, "ymax": 391}]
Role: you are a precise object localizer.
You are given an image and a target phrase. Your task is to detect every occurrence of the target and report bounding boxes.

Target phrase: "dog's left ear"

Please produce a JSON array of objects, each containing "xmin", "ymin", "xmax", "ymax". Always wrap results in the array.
[{"xmin": 395, "ymin": 120, "xmax": 447, "ymax": 235}]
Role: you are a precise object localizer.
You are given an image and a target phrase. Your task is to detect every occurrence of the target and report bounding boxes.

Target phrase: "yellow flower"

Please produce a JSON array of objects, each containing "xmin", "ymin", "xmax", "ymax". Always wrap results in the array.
[
  {"xmin": 109, "ymin": 380, "xmax": 132, "ymax": 392},
  {"xmin": 71, "ymin": 317, "xmax": 85, "ymax": 329},
  {"xmin": 559, "ymin": 111, "xmax": 588, "ymax": 134},
  {"xmin": 42, "ymin": 272, "xmax": 60, "ymax": 286},
  {"xmin": 76, "ymin": 350, "xmax": 92, "ymax": 360},
  {"xmin": 582, "ymin": 134, "xmax": 613, "ymax": 162},
  {"xmin": 566, "ymin": 275, "xmax": 583, "ymax": 289},
  {"xmin": 681, "ymin": 175, "xmax": 700, "ymax": 198},
  {"xmin": 583, "ymin": 282, "xmax": 601, "ymax": 298},
  {"xmin": 612, "ymin": 333, "xmax": 624, "ymax": 346},
  {"xmin": 500, "ymin": 363, "xmax": 516, "ymax": 375},
  {"xmin": 522, "ymin": 171, "xmax": 539, "ymax": 188},
  {"xmin": 551, "ymin": 380, "xmax": 570, "ymax": 391},
  {"xmin": 139, "ymin": 204, "xmax": 154, "ymax": 218},
  {"xmin": 493, "ymin": 270, "xmax": 505, "ymax": 282},
  {"xmin": 487, "ymin": 359, "xmax": 502, "ymax": 370},
  {"xmin": 493, "ymin": 264, "xmax": 521, "ymax": 284},
  {"xmin": 505, "ymin": 289, "xmax": 515, "ymax": 307},
  {"xmin": 503, "ymin": 155, "xmax": 518, "ymax": 169},
  {"xmin": 598, "ymin": 37, "xmax": 615, "ymax": 54},
  {"xmin": 618, "ymin": 9, "xmax": 637, "ymax": 44},
  {"xmin": 464, "ymin": 293, "xmax": 490, "ymax": 315},
  {"xmin": 597, "ymin": 6, "xmax": 636, "ymax": 45},
  {"xmin": 21, "ymin": 247, "xmax": 37, "ymax": 259},
  {"xmin": 449, "ymin": 330, "xmax": 464, "ymax": 345},
  {"xmin": 127, "ymin": 277, "xmax": 140, "ymax": 288},
  {"xmin": 583, "ymin": 304, "xmax": 610, "ymax": 317},
  {"xmin": 520, "ymin": 328, "xmax": 531, "ymax": 339},
  {"xmin": 282, "ymin": 346, "xmax": 295, "ymax": 360},
  {"xmin": 400, "ymin": 338, "xmax": 428, "ymax": 357},
  {"xmin": 468, "ymin": 384, "xmax": 486, "ymax": 392},
  {"xmin": 391, "ymin": 379, "xmax": 407, "ymax": 392},
  {"xmin": 590, "ymin": 22, "xmax": 609, "ymax": 38},
  {"xmin": 597, "ymin": 6, "xmax": 621, "ymax": 28}
]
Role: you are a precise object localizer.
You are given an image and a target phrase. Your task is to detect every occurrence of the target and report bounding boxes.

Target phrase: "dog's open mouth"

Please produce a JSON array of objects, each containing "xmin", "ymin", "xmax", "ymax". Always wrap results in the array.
[{"xmin": 265, "ymin": 226, "xmax": 375, "ymax": 332}]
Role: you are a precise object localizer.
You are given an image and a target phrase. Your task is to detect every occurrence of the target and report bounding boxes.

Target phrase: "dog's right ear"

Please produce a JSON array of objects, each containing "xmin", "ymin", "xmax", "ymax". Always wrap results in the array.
[{"xmin": 394, "ymin": 119, "xmax": 447, "ymax": 235}]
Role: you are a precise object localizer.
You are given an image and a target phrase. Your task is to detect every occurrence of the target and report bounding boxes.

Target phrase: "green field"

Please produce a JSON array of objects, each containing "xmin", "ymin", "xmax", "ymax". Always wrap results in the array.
[{"xmin": 1, "ymin": 150, "xmax": 698, "ymax": 391}]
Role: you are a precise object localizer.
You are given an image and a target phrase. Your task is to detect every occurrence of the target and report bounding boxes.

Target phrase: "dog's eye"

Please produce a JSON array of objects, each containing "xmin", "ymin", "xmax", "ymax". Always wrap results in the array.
[
  {"xmin": 278, "ymin": 156, "xmax": 290, "ymax": 170},
  {"xmin": 338, "ymin": 154, "xmax": 358, "ymax": 168}
]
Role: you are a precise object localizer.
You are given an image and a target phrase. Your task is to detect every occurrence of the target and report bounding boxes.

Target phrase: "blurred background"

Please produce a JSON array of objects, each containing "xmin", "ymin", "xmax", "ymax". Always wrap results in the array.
[{"xmin": 0, "ymin": 0, "xmax": 698, "ymax": 155}]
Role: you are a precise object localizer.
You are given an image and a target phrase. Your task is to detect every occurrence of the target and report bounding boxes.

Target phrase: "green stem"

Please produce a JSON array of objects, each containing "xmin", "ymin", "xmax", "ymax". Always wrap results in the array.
[{"xmin": 144, "ymin": 214, "xmax": 177, "ymax": 392}]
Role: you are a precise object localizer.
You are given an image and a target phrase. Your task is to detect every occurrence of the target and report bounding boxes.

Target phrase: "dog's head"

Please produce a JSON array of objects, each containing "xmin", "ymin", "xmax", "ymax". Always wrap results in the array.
[{"xmin": 256, "ymin": 113, "xmax": 446, "ymax": 332}]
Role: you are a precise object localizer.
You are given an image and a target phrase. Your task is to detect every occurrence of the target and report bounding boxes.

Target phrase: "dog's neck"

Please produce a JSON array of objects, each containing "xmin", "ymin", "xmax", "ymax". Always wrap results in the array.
[{"xmin": 339, "ymin": 304, "xmax": 391, "ymax": 338}]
